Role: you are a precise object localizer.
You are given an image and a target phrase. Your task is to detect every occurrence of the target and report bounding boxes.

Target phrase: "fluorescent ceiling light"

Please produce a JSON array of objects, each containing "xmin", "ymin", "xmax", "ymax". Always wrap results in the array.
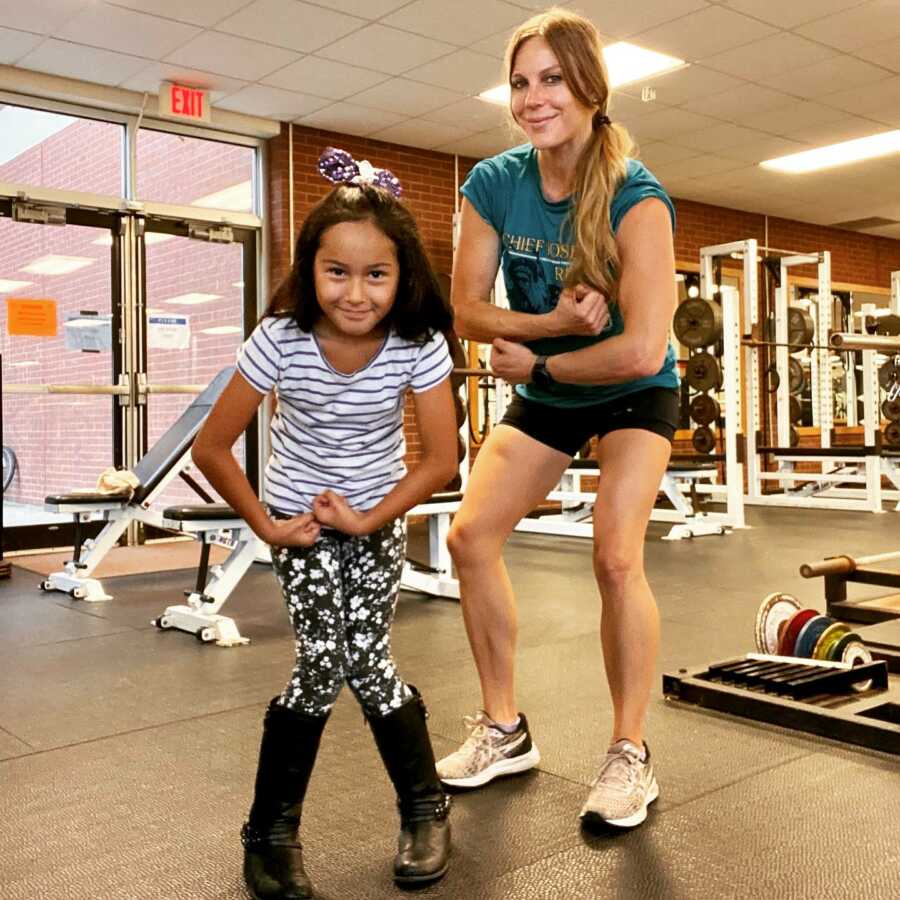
[
  {"xmin": 21, "ymin": 255, "xmax": 94, "ymax": 275},
  {"xmin": 478, "ymin": 42, "xmax": 686, "ymax": 105},
  {"xmin": 232, "ymin": 281, "xmax": 245, "ymax": 288},
  {"xmin": 761, "ymin": 129, "xmax": 900, "ymax": 173},
  {"xmin": 10, "ymin": 360, "xmax": 38, "ymax": 367},
  {"xmin": 199, "ymin": 325, "xmax": 242, "ymax": 335},
  {"xmin": 0, "ymin": 279, "xmax": 33, "ymax": 293},
  {"xmin": 164, "ymin": 292, "xmax": 221, "ymax": 306}
]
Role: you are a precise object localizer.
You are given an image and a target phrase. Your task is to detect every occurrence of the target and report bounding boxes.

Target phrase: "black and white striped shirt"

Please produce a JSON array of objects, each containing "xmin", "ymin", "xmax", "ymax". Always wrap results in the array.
[{"xmin": 237, "ymin": 315, "xmax": 453, "ymax": 514}]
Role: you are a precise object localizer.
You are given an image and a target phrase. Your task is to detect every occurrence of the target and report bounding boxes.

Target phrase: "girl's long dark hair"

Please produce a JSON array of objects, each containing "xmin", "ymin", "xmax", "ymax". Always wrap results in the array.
[{"xmin": 265, "ymin": 183, "xmax": 452, "ymax": 341}]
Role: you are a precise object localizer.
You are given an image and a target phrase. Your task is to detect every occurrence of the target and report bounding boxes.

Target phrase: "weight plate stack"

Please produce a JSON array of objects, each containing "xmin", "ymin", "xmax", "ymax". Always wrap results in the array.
[
  {"xmin": 882, "ymin": 398, "xmax": 900, "ymax": 422},
  {"xmin": 787, "ymin": 306, "xmax": 815, "ymax": 346},
  {"xmin": 778, "ymin": 609, "xmax": 819, "ymax": 656},
  {"xmin": 794, "ymin": 615, "xmax": 836, "ymax": 658},
  {"xmin": 788, "ymin": 357, "xmax": 805, "ymax": 393},
  {"xmin": 883, "ymin": 421, "xmax": 900, "ymax": 446},
  {"xmin": 812, "ymin": 621, "xmax": 851, "ymax": 660},
  {"xmin": 691, "ymin": 425, "xmax": 716, "ymax": 454},
  {"xmin": 755, "ymin": 593, "xmax": 801, "ymax": 654}
]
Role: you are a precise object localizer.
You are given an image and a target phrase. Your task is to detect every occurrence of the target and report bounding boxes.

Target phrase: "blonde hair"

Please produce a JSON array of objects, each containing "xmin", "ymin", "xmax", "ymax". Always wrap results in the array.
[{"xmin": 506, "ymin": 8, "xmax": 634, "ymax": 297}]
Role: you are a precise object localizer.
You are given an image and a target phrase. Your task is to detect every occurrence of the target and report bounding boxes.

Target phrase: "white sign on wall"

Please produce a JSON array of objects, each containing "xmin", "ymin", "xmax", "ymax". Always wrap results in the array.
[{"xmin": 148, "ymin": 314, "xmax": 190, "ymax": 350}]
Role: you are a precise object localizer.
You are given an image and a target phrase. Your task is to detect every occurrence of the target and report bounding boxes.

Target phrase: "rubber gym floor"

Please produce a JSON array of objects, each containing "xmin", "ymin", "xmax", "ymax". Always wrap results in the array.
[{"xmin": 2, "ymin": 505, "xmax": 897, "ymax": 900}]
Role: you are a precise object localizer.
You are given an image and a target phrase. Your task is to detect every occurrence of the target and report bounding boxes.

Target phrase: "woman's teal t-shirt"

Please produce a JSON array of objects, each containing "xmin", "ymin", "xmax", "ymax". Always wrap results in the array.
[{"xmin": 461, "ymin": 143, "xmax": 679, "ymax": 407}]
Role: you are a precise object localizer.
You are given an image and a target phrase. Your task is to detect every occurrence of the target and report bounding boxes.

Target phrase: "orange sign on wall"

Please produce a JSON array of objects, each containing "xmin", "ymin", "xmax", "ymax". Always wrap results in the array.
[{"xmin": 5, "ymin": 298, "xmax": 58, "ymax": 337}]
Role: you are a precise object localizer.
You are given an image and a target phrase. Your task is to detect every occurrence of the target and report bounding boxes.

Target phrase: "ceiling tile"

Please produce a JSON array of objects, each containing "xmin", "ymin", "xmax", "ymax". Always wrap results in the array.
[
  {"xmin": 702, "ymin": 33, "xmax": 838, "ymax": 80},
  {"xmin": 348, "ymin": 78, "xmax": 465, "ymax": 117},
  {"xmin": 383, "ymin": 0, "xmax": 524, "ymax": 45},
  {"xmin": 618, "ymin": 65, "xmax": 745, "ymax": 108},
  {"xmin": 0, "ymin": 0, "xmax": 89, "ymax": 35},
  {"xmin": 668, "ymin": 123, "xmax": 772, "ymax": 153},
  {"xmin": 215, "ymin": 0, "xmax": 364, "ymax": 55},
  {"xmin": 0, "ymin": 27, "xmax": 43, "ymax": 65},
  {"xmin": 295, "ymin": 101, "xmax": 406, "ymax": 137},
  {"xmin": 566, "ymin": 0, "xmax": 710, "ymax": 40},
  {"xmin": 316, "ymin": 24, "xmax": 456, "ymax": 76},
  {"xmin": 719, "ymin": 0, "xmax": 870, "ymax": 30},
  {"xmin": 120, "ymin": 63, "xmax": 248, "ymax": 101},
  {"xmin": 405, "ymin": 50, "xmax": 505, "ymax": 95},
  {"xmin": 817, "ymin": 75, "xmax": 900, "ymax": 126},
  {"xmin": 215, "ymin": 84, "xmax": 330, "ymax": 120},
  {"xmin": 632, "ymin": 7, "xmax": 776, "ymax": 61},
  {"xmin": 742, "ymin": 100, "xmax": 854, "ymax": 137},
  {"xmin": 795, "ymin": 0, "xmax": 900, "ymax": 52},
  {"xmin": 435, "ymin": 126, "xmax": 518, "ymax": 159},
  {"xmin": 421, "ymin": 97, "xmax": 508, "ymax": 131},
  {"xmin": 17, "ymin": 38, "xmax": 148, "ymax": 86},
  {"xmin": 469, "ymin": 27, "xmax": 514, "ymax": 60},
  {"xmin": 107, "ymin": 1, "xmax": 250, "ymax": 27},
  {"xmin": 57, "ymin": 5, "xmax": 200, "ymax": 60},
  {"xmin": 778, "ymin": 115, "xmax": 891, "ymax": 146},
  {"xmin": 636, "ymin": 141, "xmax": 703, "ymax": 166},
  {"xmin": 164, "ymin": 31, "xmax": 301, "ymax": 82},
  {"xmin": 679, "ymin": 83, "xmax": 796, "ymax": 120},
  {"xmin": 624, "ymin": 107, "xmax": 722, "ymax": 141},
  {"xmin": 854, "ymin": 36, "xmax": 900, "ymax": 74},
  {"xmin": 370, "ymin": 118, "xmax": 471, "ymax": 150},
  {"xmin": 261, "ymin": 56, "xmax": 389, "ymax": 100},
  {"xmin": 758, "ymin": 54, "xmax": 894, "ymax": 100},
  {"xmin": 653, "ymin": 154, "xmax": 747, "ymax": 179},
  {"xmin": 715, "ymin": 136, "xmax": 811, "ymax": 164},
  {"xmin": 318, "ymin": 0, "xmax": 413, "ymax": 16}
]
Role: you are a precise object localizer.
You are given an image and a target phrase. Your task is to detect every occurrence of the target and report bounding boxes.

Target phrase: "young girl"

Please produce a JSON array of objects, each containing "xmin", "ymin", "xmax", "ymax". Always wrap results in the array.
[
  {"xmin": 192, "ymin": 149, "xmax": 457, "ymax": 899},
  {"xmin": 437, "ymin": 8, "xmax": 678, "ymax": 831}
]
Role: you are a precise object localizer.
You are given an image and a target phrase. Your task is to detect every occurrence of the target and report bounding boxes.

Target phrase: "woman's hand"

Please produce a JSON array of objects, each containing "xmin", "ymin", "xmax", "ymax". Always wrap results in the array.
[
  {"xmin": 264, "ymin": 512, "xmax": 321, "ymax": 547},
  {"xmin": 490, "ymin": 338, "xmax": 537, "ymax": 385},
  {"xmin": 312, "ymin": 490, "xmax": 370, "ymax": 535},
  {"xmin": 550, "ymin": 283, "xmax": 610, "ymax": 336}
]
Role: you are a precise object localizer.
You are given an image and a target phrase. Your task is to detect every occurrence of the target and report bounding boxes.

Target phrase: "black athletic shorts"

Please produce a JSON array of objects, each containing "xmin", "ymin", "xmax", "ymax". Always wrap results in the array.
[{"xmin": 499, "ymin": 386, "xmax": 680, "ymax": 457}]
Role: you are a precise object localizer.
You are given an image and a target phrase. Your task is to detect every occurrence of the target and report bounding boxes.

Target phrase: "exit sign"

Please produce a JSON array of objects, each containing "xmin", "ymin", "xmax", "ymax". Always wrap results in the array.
[{"xmin": 159, "ymin": 82, "xmax": 211, "ymax": 123}]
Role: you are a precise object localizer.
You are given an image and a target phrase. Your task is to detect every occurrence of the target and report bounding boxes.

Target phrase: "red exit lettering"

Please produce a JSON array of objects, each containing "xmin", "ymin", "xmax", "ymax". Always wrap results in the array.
[{"xmin": 171, "ymin": 84, "xmax": 204, "ymax": 119}]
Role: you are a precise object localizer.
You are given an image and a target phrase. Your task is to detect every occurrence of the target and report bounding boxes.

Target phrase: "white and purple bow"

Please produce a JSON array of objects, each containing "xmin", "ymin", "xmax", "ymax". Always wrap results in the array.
[{"xmin": 317, "ymin": 147, "xmax": 402, "ymax": 198}]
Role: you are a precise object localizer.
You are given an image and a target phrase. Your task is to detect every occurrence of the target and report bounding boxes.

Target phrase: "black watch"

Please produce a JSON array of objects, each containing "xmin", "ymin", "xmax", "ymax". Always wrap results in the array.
[{"xmin": 530, "ymin": 355, "xmax": 555, "ymax": 389}]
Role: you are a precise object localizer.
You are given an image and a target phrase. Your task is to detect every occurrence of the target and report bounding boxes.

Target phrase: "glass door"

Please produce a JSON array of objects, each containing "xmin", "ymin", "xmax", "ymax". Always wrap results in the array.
[
  {"xmin": 137, "ymin": 217, "xmax": 258, "ymax": 533},
  {"xmin": 0, "ymin": 199, "xmax": 124, "ymax": 551}
]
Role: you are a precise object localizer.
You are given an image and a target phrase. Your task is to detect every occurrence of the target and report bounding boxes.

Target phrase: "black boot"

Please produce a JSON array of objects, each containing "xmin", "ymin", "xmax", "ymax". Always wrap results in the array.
[
  {"xmin": 241, "ymin": 698, "xmax": 328, "ymax": 900},
  {"xmin": 366, "ymin": 687, "xmax": 451, "ymax": 886}
]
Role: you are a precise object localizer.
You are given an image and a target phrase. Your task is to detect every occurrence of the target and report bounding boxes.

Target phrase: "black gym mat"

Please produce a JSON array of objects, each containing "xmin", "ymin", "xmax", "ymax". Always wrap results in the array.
[{"xmin": 2, "ymin": 509, "xmax": 900, "ymax": 898}]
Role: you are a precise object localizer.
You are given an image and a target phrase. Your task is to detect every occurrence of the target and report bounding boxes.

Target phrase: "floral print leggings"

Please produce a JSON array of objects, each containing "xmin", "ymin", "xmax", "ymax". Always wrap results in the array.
[{"xmin": 270, "ymin": 517, "xmax": 412, "ymax": 718}]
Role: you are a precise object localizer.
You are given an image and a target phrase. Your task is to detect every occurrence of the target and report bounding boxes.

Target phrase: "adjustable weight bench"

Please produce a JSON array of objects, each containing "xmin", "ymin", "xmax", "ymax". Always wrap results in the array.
[
  {"xmin": 400, "ymin": 491, "xmax": 462, "ymax": 600},
  {"xmin": 41, "ymin": 367, "xmax": 237, "ymax": 603}
]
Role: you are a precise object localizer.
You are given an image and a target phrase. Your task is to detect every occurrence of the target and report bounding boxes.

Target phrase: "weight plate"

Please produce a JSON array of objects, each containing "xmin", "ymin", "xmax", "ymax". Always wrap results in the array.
[
  {"xmin": 673, "ymin": 298, "xmax": 723, "ymax": 348},
  {"xmin": 841, "ymin": 641, "xmax": 874, "ymax": 692},
  {"xmin": 787, "ymin": 306, "xmax": 815, "ymax": 346},
  {"xmin": 765, "ymin": 364, "xmax": 780, "ymax": 394},
  {"xmin": 689, "ymin": 393, "xmax": 720, "ymax": 426},
  {"xmin": 878, "ymin": 360, "xmax": 900, "ymax": 391},
  {"xmin": 813, "ymin": 621, "xmax": 851, "ymax": 661},
  {"xmin": 778, "ymin": 608, "xmax": 819, "ymax": 657},
  {"xmin": 691, "ymin": 425, "xmax": 716, "ymax": 454},
  {"xmin": 794, "ymin": 615, "xmax": 836, "ymax": 658},
  {"xmin": 882, "ymin": 398, "xmax": 900, "ymax": 422},
  {"xmin": 788, "ymin": 357, "xmax": 805, "ymax": 393},
  {"xmin": 883, "ymin": 422, "xmax": 900, "ymax": 446},
  {"xmin": 755, "ymin": 592, "xmax": 801, "ymax": 654},
  {"xmin": 686, "ymin": 352, "xmax": 722, "ymax": 392},
  {"xmin": 876, "ymin": 314, "xmax": 900, "ymax": 336},
  {"xmin": 789, "ymin": 395, "xmax": 802, "ymax": 424},
  {"xmin": 827, "ymin": 631, "xmax": 862, "ymax": 662},
  {"xmin": 790, "ymin": 425, "xmax": 800, "ymax": 447}
]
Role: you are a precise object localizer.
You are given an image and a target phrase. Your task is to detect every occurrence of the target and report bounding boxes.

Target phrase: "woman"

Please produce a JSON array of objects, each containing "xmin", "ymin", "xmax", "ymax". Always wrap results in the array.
[{"xmin": 437, "ymin": 8, "xmax": 679, "ymax": 830}]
